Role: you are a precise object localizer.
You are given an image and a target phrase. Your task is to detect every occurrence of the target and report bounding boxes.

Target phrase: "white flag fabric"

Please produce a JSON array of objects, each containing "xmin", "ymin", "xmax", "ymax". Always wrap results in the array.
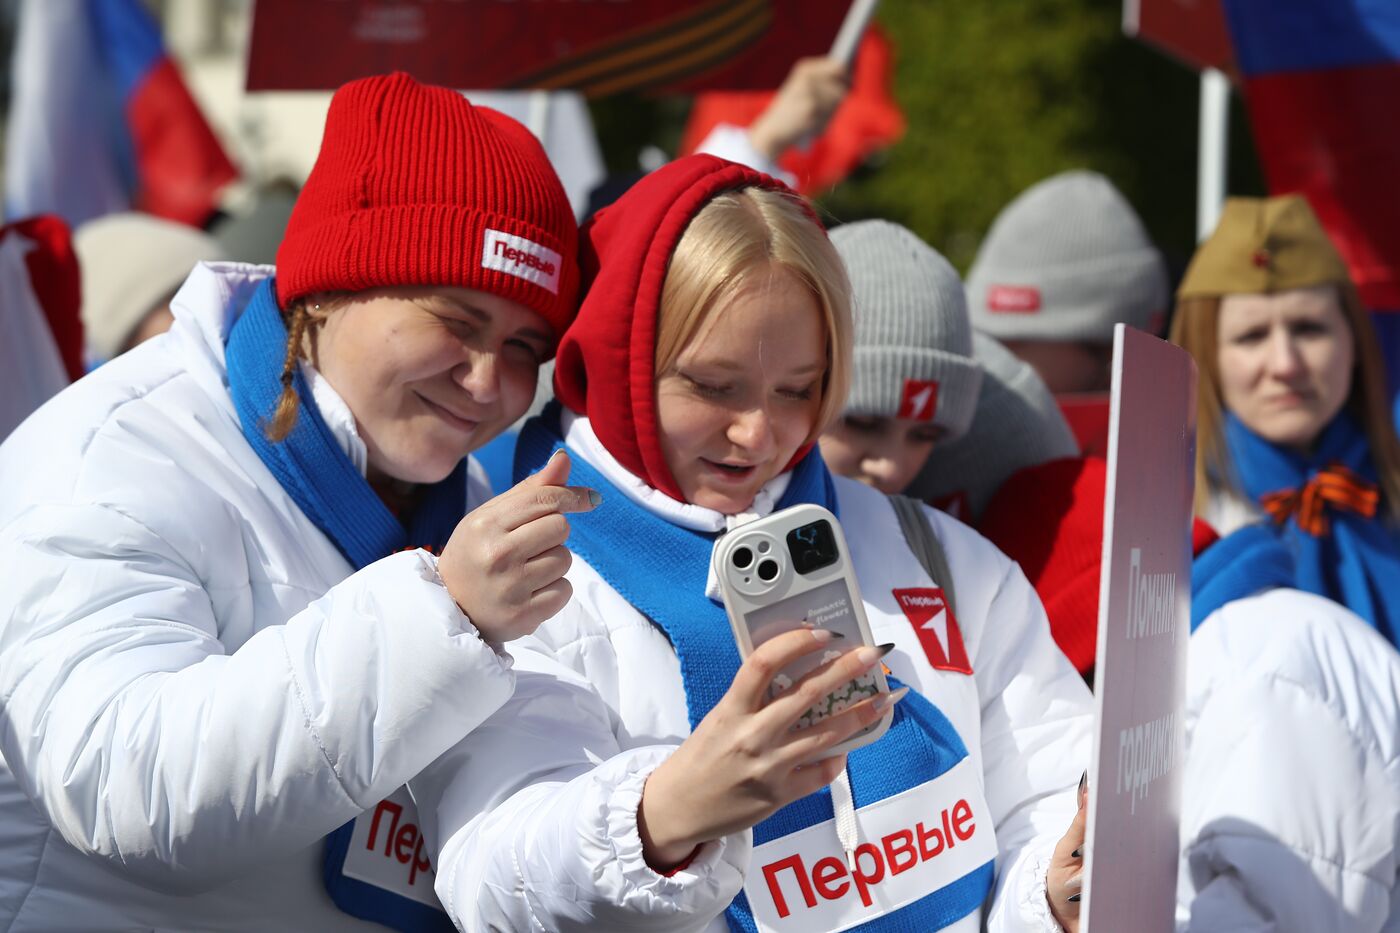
[
  {"xmin": 0, "ymin": 231, "xmax": 70, "ymax": 440},
  {"xmin": 4, "ymin": 0, "xmax": 131, "ymax": 225}
]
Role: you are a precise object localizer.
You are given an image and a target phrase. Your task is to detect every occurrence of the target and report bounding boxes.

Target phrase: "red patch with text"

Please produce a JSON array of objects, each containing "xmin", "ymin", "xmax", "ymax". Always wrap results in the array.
[
  {"xmin": 892, "ymin": 588, "xmax": 972, "ymax": 674},
  {"xmin": 897, "ymin": 379, "xmax": 939, "ymax": 422},
  {"xmin": 986, "ymin": 285, "xmax": 1041, "ymax": 313}
]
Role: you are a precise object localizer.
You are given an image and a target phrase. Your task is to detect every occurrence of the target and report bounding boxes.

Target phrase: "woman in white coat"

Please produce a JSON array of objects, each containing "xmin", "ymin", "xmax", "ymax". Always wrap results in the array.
[
  {"xmin": 0, "ymin": 72, "xmax": 591, "ymax": 931},
  {"xmin": 411, "ymin": 155, "xmax": 1094, "ymax": 932}
]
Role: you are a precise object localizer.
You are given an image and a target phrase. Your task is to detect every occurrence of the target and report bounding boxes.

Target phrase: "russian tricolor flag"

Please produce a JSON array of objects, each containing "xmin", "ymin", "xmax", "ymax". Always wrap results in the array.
[
  {"xmin": 1223, "ymin": 2, "xmax": 1400, "ymax": 311},
  {"xmin": 4, "ymin": 0, "xmax": 238, "ymax": 229}
]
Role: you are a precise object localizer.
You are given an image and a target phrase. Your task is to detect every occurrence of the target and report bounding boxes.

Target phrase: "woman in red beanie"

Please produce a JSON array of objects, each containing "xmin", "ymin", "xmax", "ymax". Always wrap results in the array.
[
  {"xmin": 412, "ymin": 155, "xmax": 1094, "ymax": 933},
  {"xmin": 0, "ymin": 72, "xmax": 589, "ymax": 931}
]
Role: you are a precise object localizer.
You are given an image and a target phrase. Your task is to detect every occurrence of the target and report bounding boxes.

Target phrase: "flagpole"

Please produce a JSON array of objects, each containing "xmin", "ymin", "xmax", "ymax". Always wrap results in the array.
[
  {"xmin": 829, "ymin": 0, "xmax": 881, "ymax": 67},
  {"xmin": 1196, "ymin": 67, "xmax": 1229, "ymax": 241},
  {"xmin": 527, "ymin": 90, "xmax": 551, "ymax": 150}
]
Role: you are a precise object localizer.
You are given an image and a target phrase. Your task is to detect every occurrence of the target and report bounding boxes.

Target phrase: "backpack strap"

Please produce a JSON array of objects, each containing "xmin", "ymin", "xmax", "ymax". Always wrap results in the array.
[{"xmin": 891, "ymin": 495, "xmax": 957, "ymax": 619}]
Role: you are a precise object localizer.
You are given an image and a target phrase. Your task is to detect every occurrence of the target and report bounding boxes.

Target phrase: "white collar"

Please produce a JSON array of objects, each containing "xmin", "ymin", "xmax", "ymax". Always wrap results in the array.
[
  {"xmin": 562, "ymin": 409, "xmax": 792, "ymax": 533},
  {"xmin": 300, "ymin": 360, "xmax": 369, "ymax": 477}
]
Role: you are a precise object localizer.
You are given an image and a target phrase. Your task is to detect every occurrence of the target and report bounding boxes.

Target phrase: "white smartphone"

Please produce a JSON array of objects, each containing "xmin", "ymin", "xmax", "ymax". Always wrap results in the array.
[{"xmin": 711, "ymin": 503, "xmax": 893, "ymax": 758}]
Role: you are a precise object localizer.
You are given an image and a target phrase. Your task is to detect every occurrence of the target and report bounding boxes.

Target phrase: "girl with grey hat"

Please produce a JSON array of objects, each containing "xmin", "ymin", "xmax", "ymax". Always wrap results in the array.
[{"xmin": 820, "ymin": 219, "xmax": 984, "ymax": 494}]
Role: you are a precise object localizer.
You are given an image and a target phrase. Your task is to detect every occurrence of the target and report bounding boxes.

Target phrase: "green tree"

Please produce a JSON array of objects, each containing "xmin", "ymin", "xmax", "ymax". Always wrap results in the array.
[{"xmin": 820, "ymin": 0, "xmax": 1262, "ymax": 275}]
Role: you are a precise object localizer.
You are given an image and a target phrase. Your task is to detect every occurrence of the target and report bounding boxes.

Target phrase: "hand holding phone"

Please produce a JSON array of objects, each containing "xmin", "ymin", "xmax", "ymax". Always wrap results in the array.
[
  {"xmin": 638, "ymin": 627, "xmax": 903, "ymax": 871},
  {"xmin": 712, "ymin": 504, "xmax": 895, "ymax": 757}
]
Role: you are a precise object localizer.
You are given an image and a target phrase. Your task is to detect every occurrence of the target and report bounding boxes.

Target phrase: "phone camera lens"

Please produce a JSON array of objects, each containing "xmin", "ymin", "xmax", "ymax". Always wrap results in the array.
[
  {"xmin": 732, "ymin": 546, "xmax": 754, "ymax": 570},
  {"xmin": 756, "ymin": 559, "xmax": 780, "ymax": 582},
  {"xmin": 786, "ymin": 520, "xmax": 839, "ymax": 575}
]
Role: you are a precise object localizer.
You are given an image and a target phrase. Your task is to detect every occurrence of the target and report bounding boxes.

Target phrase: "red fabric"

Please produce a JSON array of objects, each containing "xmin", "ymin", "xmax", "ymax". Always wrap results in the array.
[
  {"xmin": 981, "ymin": 456, "xmax": 1219, "ymax": 675},
  {"xmin": 1244, "ymin": 64, "xmax": 1400, "ymax": 309},
  {"xmin": 554, "ymin": 155, "xmax": 804, "ymax": 500},
  {"xmin": 5, "ymin": 216, "xmax": 83, "ymax": 382},
  {"xmin": 127, "ymin": 57, "xmax": 239, "ymax": 228},
  {"xmin": 1192, "ymin": 517, "xmax": 1219, "ymax": 557},
  {"xmin": 1056, "ymin": 394, "xmax": 1110, "ymax": 459},
  {"xmin": 677, "ymin": 28, "xmax": 904, "ymax": 195},
  {"xmin": 979, "ymin": 457, "xmax": 1106, "ymax": 675},
  {"xmin": 247, "ymin": 0, "xmax": 853, "ymax": 94},
  {"xmin": 276, "ymin": 73, "xmax": 579, "ymax": 341}
]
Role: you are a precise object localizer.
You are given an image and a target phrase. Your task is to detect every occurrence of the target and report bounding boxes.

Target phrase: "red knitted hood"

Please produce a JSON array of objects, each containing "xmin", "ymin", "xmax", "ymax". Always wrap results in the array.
[{"xmin": 554, "ymin": 155, "xmax": 804, "ymax": 500}]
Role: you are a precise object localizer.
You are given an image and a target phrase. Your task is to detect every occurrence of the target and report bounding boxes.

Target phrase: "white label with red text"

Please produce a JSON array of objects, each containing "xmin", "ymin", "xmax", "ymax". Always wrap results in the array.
[
  {"xmin": 340, "ymin": 786, "xmax": 443, "ymax": 910},
  {"xmin": 744, "ymin": 757, "xmax": 995, "ymax": 932},
  {"xmin": 482, "ymin": 228, "xmax": 562, "ymax": 294}
]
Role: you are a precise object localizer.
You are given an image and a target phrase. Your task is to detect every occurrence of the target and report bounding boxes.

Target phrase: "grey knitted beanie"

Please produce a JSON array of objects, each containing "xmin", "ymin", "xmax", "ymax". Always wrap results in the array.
[
  {"xmin": 965, "ymin": 171, "xmax": 1168, "ymax": 344},
  {"xmin": 831, "ymin": 220, "xmax": 983, "ymax": 440},
  {"xmin": 75, "ymin": 212, "xmax": 226, "ymax": 360},
  {"xmin": 905, "ymin": 333, "xmax": 1079, "ymax": 522}
]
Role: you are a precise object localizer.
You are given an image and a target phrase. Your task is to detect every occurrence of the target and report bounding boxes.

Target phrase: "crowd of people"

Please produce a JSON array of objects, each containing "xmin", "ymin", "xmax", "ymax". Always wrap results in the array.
[{"xmin": 1, "ymin": 61, "xmax": 1398, "ymax": 933}]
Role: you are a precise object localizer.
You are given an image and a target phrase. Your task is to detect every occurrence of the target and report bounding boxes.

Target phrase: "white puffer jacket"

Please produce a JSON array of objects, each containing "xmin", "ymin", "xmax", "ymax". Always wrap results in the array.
[
  {"xmin": 0, "ymin": 262, "xmax": 513, "ymax": 931},
  {"xmin": 411, "ymin": 416, "xmax": 1095, "ymax": 932},
  {"xmin": 1180, "ymin": 588, "xmax": 1400, "ymax": 932}
]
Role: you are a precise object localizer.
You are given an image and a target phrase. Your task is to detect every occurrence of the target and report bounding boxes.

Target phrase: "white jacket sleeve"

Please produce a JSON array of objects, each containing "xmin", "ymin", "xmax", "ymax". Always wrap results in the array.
[
  {"xmin": 1178, "ymin": 595, "xmax": 1400, "ymax": 933},
  {"xmin": 953, "ymin": 527, "xmax": 1093, "ymax": 933},
  {"xmin": 0, "ymin": 502, "xmax": 515, "ymax": 893},
  {"xmin": 692, "ymin": 124, "xmax": 796, "ymax": 186},
  {"xmin": 411, "ymin": 643, "xmax": 749, "ymax": 932}
]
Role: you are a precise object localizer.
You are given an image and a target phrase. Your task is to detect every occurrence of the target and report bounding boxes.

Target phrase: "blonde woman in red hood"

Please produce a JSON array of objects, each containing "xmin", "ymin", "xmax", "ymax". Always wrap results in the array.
[{"xmin": 411, "ymin": 156, "xmax": 1094, "ymax": 933}]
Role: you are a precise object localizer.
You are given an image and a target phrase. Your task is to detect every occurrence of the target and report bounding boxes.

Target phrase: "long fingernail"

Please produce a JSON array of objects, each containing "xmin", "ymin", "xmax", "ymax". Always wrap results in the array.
[
  {"xmin": 855, "ymin": 643, "xmax": 896, "ymax": 665},
  {"xmin": 1079, "ymin": 770, "xmax": 1088, "ymax": 794},
  {"xmin": 586, "ymin": 488, "xmax": 602, "ymax": 508},
  {"xmin": 873, "ymin": 686, "xmax": 909, "ymax": 712},
  {"xmin": 1067, "ymin": 893, "xmax": 1081, "ymax": 903},
  {"xmin": 811, "ymin": 628, "xmax": 838, "ymax": 642},
  {"xmin": 1071, "ymin": 848, "xmax": 1081, "ymax": 859}
]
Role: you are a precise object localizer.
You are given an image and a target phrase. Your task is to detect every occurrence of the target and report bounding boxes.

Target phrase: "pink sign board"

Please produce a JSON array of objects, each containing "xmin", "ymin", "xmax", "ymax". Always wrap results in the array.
[{"xmin": 1083, "ymin": 325, "xmax": 1197, "ymax": 933}]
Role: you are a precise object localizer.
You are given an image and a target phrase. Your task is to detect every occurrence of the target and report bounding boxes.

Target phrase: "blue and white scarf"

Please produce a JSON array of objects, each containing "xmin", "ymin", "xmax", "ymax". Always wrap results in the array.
[
  {"xmin": 515, "ymin": 405, "xmax": 994, "ymax": 933},
  {"xmin": 226, "ymin": 277, "xmax": 459, "ymax": 933},
  {"xmin": 1225, "ymin": 412, "xmax": 1400, "ymax": 645}
]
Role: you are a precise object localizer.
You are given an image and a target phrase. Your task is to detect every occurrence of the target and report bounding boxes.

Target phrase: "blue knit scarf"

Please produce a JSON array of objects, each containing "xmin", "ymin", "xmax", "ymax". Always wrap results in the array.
[
  {"xmin": 1190, "ymin": 524, "xmax": 1296, "ymax": 631},
  {"xmin": 515, "ymin": 406, "xmax": 994, "ymax": 933},
  {"xmin": 1225, "ymin": 412, "xmax": 1400, "ymax": 645},
  {"xmin": 226, "ymin": 277, "xmax": 459, "ymax": 933}
]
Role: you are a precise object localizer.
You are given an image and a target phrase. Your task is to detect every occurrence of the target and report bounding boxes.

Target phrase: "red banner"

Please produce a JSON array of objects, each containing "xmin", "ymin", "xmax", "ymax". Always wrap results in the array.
[
  {"xmin": 1122, "ymin": 0, "xmax": 1233, "ymax": 73},
  {"xmin": 247, "ymin": 0, "xmax": 851, "ymax": 94}
]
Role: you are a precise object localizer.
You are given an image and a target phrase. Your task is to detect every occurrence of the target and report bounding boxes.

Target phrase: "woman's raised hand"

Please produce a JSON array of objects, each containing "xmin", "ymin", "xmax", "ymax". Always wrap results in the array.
[
  {"xmin": 437, "ymin": 449, "xmax": 598, "ymax": 643},
  {"xmin": 637, "ymin": 628, "xmax": 906, "ymax": 870}
]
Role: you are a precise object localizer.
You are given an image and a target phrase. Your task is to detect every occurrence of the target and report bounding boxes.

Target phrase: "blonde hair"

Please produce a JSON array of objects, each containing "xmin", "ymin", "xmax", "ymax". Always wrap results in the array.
[
  {"xmin": 655, "ymin": 186, "xmax": 853, "ymax": 442},
  {"xmin": 1170, "ymin": 283, "xmax": 1400, "ymax": 523}
]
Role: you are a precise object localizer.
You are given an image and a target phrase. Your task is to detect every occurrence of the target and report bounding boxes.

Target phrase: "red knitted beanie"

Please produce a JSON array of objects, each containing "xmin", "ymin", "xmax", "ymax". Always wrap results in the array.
[
  {"xmin": 276, "ymin": 72, "xmax": 578, "ymax": 343},
  {"xmin": 554, "ymin": 154, "xmax": 806, "ymax": 499}
]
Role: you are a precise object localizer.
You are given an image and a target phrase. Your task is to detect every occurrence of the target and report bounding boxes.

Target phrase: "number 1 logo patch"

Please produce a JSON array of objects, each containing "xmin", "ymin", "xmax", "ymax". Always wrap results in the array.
[
  {"xmin": 898, "ymin": 379, "xmax": 939, "ymax": 421},
  {"xmin": 893, "ymin": 588, "xmax": 972, "ymax": 675}
]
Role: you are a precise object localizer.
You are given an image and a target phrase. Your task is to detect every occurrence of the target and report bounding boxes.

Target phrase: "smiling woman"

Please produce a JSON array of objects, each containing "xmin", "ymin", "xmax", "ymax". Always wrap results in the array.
[
  {"xmin": 408, "ymin": 155, "xmax": 1095, "ymax": 933},
  {"xmin": 1171, "ymin": 195, "xmax": 1400, "ymax": 645},
  {"xmin": 0, "ymin": 71, "xmax": 594, "ymax": 932},
  {"xmin": 298, "ymin": 286, "xmax": 553, "ymax": 484}
]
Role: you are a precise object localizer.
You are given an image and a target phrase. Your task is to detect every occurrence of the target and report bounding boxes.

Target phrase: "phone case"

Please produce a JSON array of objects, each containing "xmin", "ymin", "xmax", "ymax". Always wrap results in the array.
[{"xmin": 712, "ymin": 503, "xmax": 892, "ymax": 759}]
